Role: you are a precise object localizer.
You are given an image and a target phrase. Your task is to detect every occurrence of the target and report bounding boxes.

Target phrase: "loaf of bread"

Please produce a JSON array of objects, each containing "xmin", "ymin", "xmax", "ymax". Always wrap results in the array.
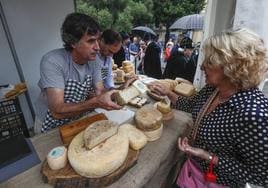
[
  {"xmin": 173, "ymin": 82, "xmax": 195, "ymax": 97},
  {"xmin": 135, "ymin": 105, "xmax": 163, "ymax": 131},
  {"xmin": 83, "ymin": 120, "xmax": 119, "ymax": 150},
  {"xmin": 119, "ymin": 124, "xmax": 147, "ymax": 150},
  {"xmin": 114, "ymin": 86, "xmax": 140, "ymax": 105},
  {"xmin": 68, "ymin": 131, "xmax": 129, "ymax": 178}
]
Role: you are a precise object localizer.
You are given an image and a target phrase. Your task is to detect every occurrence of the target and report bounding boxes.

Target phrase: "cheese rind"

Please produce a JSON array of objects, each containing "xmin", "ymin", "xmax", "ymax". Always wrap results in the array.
[
  {"xmin": 47, "ymin": 146, "xmax": 67, "ymax": 170},
  {"xmin": 119, "ymin": 124, "xmax": 147, "ymax": 150},
  {"xmin": 68, "ymin": 131, "xmax": 129, "ymax": 178},
  {"xmin": 143, "ymin": 124, "xmax": 163, "ymax": 141},
  {"xmin": 84, "ymin": 120, "xmax": 119, "ymax": 150},
  {"xmin": 135, "ymin": 105, "xmax": 163, "ymax": 131}
]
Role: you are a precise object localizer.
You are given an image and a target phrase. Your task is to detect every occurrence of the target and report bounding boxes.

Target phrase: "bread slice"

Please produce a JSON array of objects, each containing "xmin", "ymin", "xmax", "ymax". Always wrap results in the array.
[
  {"xmin": 173, "ymin": 82, "xmax": 195, "ymax": 97},
  {"xmin": 114, "ymin": 86, "xmax": 140, "ymax": 105},
  {"xmin": 83, "ymin": 120, "xmax": 119, "ymax": 150}
]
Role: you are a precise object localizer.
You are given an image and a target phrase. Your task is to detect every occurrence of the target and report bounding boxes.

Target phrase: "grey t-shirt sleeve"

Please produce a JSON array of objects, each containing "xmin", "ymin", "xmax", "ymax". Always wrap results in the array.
[{"xmin": 39, "ymin": 55, "xmax": 65, "ymax": 90}]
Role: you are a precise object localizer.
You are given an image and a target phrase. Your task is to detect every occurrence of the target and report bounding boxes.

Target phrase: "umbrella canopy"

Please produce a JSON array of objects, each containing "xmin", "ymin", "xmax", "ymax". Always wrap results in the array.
[
  {"xmin": 169, "ymin": 14, "xmax": 204, "ymax": 30},
  {"xmin": 132, "ymin": 26, "xmax": 157, "ymax": 39}
]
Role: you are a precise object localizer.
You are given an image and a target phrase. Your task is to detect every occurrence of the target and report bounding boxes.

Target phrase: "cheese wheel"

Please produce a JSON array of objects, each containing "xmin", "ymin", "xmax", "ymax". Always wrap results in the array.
[
  {"xmin": 119, "ymin": 124, "xmax": 147, "ymax": 150},
  {"xmin": 156, "ymin": 99, "xmax": 171, "ymax": 114},
  {"xmin": 83, "ymin": 120, "xmax": 119, "ymax": 150},
  {"xmin": 47, "ymin": 146, "xmax": 67, "ymax": 170},
  {"xmin": 143, "ymin": 124, "xmax": 163, "ymax": 141},
  {"xmin": 114, "ymin": 86, "xmax": 140, "ymax": 105},
  {"xmin": 68, "ymin": 131, "xmax": 129, "ymax": 178},
  {"xmin": 135, "ymin": 105, "xmax": 163, "ymax": 131},
  {"xmin": 173, "ymin": 82, "xmax": 195, "ymax": 97},
  {"xmin": 122, "ymin": 60, "xmax": 132, "ymax": 67}
]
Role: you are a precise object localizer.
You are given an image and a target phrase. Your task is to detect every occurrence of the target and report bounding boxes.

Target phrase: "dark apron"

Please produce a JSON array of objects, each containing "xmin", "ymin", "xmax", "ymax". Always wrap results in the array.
[{"xmin": 41, "ymin": 75, "xmax": 93, "ymax": 133}]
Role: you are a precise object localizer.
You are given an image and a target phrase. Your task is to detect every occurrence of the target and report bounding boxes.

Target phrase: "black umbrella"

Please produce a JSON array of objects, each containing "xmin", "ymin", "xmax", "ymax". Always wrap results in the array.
[
  {"xmin": 169, "ymin": 14, "xmax": 204, "ymax": 30},
  {"xmin": 132, "ymin": 26, "xmax": 157, "ymax": 39}
]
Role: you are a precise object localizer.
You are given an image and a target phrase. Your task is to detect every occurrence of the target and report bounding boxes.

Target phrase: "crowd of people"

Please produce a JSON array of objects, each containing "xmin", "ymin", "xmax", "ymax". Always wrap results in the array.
[{"xmin": 34, "ymin": 12, "xmax": 268, "ymax": 187}]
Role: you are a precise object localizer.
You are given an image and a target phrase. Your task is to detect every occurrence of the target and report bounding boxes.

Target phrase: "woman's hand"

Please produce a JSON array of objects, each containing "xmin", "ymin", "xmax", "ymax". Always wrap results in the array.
[
  {"xmin": 178, "ymin": 137, "xmax": 211, "ymax": 161},
  {"xmin": 148, "ymin": 82, "xmax": 171, "ymax": 96}
]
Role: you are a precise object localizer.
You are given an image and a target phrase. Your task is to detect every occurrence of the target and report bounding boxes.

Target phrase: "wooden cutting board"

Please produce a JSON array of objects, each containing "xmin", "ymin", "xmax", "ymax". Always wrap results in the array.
[
  {"xmin": 41, "ymin": 148, "xmax": 139, "ymax": 188},
  {"xmin": 59, "ymin": 113, "xmax": 108, "ymax": 145}
]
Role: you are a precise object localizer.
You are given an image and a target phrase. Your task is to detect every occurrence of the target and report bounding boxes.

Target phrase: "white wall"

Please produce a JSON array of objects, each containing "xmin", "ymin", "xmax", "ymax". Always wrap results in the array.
[
  {"xmin": 0, "ymin": 0, "xmax": 74, "ymax": 128},
  {"xmin": 194, "ymin": 0, "xmax": 236, "ymax": 89}
]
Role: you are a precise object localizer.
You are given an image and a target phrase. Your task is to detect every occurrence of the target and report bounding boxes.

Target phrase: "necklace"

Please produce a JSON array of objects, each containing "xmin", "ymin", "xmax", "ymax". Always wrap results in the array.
[{"xmin": 217, "ymin": 94, "xmax": 230, "ymax": 104}]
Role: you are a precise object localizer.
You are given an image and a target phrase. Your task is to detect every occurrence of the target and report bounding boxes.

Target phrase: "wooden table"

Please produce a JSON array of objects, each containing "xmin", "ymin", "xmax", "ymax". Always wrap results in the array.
[{"xmin": 0, "ymin": 110, "xmax": 192, "ymax": 188}]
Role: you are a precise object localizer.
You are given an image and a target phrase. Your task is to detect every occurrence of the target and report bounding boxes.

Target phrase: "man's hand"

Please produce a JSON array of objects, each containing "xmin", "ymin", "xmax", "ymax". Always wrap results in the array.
[{"xmin": 96, "ymin": 90, "xmax": 122, "ymax": 110}]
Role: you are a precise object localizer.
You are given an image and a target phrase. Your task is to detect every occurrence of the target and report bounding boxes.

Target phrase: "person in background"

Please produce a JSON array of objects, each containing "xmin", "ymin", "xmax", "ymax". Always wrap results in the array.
[
  {"xmin": 96, "ymin": 29, "xmax": 122, "ymax": 90},
  {"xmin": 143, "ymin": 34, "xmax": 162, "ymax": 79},
  {"xmin": 150, "ymin": 28, "xmax": 268, "ymax": 187},
  {"xmin": 164, "ymin": 40, "xmax": 174, "ymax": 62},
  {"xmin": 129, "ymin": 36, "xmax": 140, "ymax": 63},
  {"xmin": 170, "ymin": 33, "xmax": 185, "ymax": 57},
  {"xmin": 35, "ymin": 13, "xmax": 121, "ymax": 133},
  {"xmin": 137, "ymin": 40, "xmax": 147, "ymax": 74},
  {"xmin": 163, "ymin": 37, "xmax": 198, "ymax": 82},
  {"xmin": 113, "ymin": 32, "xmax": 130, "ymax": 67}
]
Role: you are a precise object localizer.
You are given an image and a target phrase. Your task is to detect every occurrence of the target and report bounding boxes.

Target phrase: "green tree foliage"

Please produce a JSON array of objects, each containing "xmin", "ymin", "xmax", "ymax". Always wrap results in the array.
[
  {"xmin": 76, "ymin": 0, "xmax": 206, "ymax": 42},
  {"xmin": 76, "ymin": 0, "xmax": 153, "ymax": 32},
  {"xmin": 153, "ymin": 0, "xmax": 206, "ymax": 43}
]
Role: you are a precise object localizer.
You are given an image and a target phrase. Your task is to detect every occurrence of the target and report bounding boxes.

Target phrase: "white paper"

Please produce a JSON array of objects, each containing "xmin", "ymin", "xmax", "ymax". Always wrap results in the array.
[
  {"xmin": 95, "ymin": 108, "xmax": 135, "ymax": 125},
  {"xmin": 132, "ymin": 80, "xmax": 149, "ymax": 94}
]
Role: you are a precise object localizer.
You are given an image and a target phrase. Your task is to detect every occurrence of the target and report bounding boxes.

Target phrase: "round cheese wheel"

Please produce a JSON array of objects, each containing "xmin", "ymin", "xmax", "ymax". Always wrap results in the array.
[
  {"xmin": 143, "ymin": 124, "xmax": 163, "ymax": 141},
  {"xmin": 122, "ymin": 60, "xmax": 132, "ymax": 67},
  {"xmin": 68, "ymin": 131, "xmax": 129, "ymax": 178},
  {"xmin": 119, "ymin": 124, "xmax": 147, "ymax": 150},
  {"xmin": 135, "ymin": 105, "xmax": 163, "ymax": 131},
  {"xmin": 47, "ymin": 146, "xmax": 67, "ymax": 170}
]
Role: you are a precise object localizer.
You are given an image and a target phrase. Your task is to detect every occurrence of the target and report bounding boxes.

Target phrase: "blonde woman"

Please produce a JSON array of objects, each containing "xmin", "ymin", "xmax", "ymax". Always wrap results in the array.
[{"xmin": 151, "ymin": 28, "xmax": 268, "ymax": 187}]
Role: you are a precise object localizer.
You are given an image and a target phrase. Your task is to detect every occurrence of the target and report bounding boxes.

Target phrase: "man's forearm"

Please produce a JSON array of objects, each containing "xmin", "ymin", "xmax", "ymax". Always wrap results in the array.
[{"xmin": 50, "ymin": 97, "xmax": 100, "ymax": 119}]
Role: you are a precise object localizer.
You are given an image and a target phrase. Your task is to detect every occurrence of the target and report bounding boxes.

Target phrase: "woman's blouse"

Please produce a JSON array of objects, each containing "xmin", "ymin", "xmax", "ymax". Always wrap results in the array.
[{"xmin": 175, "ymin": 85, "xmax": 268, "ymax": 187}]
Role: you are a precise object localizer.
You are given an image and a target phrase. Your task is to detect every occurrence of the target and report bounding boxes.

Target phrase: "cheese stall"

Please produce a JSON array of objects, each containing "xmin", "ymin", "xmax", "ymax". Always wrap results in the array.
[{"xmin": 0, "ymin": 65, "xmax": 195, "ymax": 188}]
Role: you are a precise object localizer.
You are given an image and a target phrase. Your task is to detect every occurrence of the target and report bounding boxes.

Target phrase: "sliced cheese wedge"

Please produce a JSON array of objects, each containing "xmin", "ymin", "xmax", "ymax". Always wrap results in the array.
[
  {"xmin": 83, "ymin": 120, "xmax": 118, "ymax": 150},
  {"xmin": 119, "ymin": 124, "xmax": 147, "ymax": 150}
]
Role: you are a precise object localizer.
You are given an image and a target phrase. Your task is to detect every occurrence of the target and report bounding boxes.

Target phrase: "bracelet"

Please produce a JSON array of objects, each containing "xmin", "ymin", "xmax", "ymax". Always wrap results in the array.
[{"xmin": 208, "ymin": 154, "xmax": 217, "ymax": 165}]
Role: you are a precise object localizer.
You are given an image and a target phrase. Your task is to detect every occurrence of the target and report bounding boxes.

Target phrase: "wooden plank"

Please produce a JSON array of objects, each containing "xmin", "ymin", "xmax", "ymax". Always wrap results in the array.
[
  {"xmin": 41, "ymin": 149, "xmax": 139, "ymax": 188},
  {"xmin": 59, "ymin": 113, "xmax": 108, "ymax": 145}
]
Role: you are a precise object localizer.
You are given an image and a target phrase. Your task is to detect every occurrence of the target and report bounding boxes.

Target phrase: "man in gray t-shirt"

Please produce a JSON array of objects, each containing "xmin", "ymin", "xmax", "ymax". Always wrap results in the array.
[{"xmin": 35, "ymin": 13, "xmax": 121, "ymax": 133}]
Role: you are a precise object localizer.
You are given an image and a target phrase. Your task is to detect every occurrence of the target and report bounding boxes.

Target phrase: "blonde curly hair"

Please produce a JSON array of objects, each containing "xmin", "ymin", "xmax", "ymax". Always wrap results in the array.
[{"xmin": 202, "ymin": 28, "xmax": 268, "ymax": 90}]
